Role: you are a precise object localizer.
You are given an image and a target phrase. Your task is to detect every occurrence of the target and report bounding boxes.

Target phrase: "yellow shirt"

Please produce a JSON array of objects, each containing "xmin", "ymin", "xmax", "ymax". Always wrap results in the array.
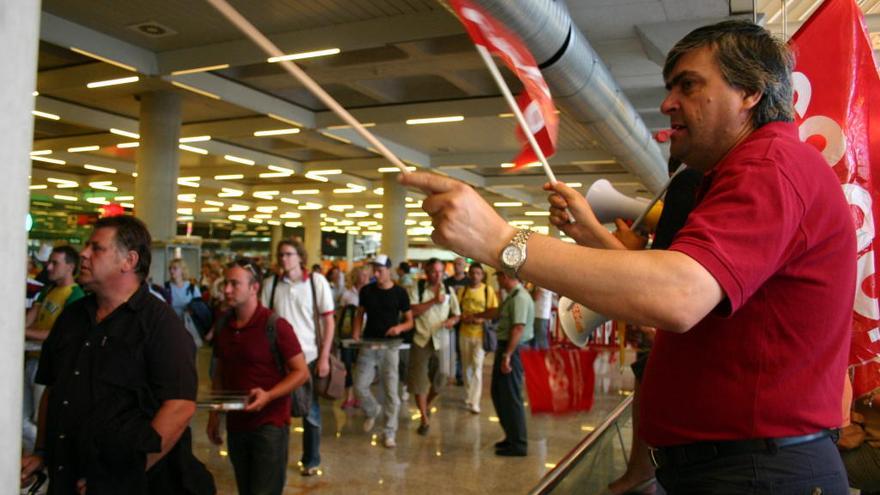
[
  {"xmin": 457, "ymin": 283, "xmax": 499, "ymax": 339},
  {"xmin": 35, "ymin": 283, "xmax": 85, "ymax": 331}
]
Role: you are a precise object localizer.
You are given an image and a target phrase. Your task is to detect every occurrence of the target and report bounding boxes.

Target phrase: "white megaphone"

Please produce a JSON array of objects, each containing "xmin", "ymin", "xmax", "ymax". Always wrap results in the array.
[
  {"xmin": 586, "ymin": 179, "xmax": 663, "ymax": 231},
  {"xmin": 557, "ymin": 296, "xmax": 608, "ymax": 348}
]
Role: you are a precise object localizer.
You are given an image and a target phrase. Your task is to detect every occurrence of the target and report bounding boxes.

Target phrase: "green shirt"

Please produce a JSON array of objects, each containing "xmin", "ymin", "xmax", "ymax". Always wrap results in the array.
[{"xmin": 496, "ymin": 283, "xmax": 534, "ymax": 344}]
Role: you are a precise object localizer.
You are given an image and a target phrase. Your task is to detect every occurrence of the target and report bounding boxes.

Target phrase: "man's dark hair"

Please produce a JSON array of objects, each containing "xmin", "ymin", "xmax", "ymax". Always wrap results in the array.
[
  {"xmin": 425, "ymin": 258, "xmax": 443, "ymax": 270},
  {"xmin": 663, "ymin": 19, "xmax": 794, "ymax": 129},
  {"xmin": 94, "ymin": 215, "xmax": 151, "ymax": 281},
  {"xmin": 276, "ymin": 238, "xmax": 308, "ymax": 266},
  {"xmin": 469, "ymin": 262, "xmax": 484, "ymax": 273},
  {"xmin": 52, "ymin": 245, "xmax": 80, "ymax": 272},
  {"xmin": 398, "ymin": 261, "xmax": 411, "ymax": 274}
]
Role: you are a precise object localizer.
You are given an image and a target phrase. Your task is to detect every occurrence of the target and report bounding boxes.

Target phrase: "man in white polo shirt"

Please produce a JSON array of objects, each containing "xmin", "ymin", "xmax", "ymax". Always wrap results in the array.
[
  {"xmin": 262, "ymin": 239, "xmax": 335, "ymax": 476},
  {"xmin": 408, "ymin": 258, "xmax": 460, "ymax": 435}
]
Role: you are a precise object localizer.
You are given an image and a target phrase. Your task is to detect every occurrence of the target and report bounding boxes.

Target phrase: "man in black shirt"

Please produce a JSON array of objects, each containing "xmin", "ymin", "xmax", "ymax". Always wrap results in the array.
[
  {"xmin": 352, "ymin": 254, "xmax": 413, "ymax": 448},
  {"xmin": 21, "ymin": 216, "xmax": 214, "ymax": 494}
]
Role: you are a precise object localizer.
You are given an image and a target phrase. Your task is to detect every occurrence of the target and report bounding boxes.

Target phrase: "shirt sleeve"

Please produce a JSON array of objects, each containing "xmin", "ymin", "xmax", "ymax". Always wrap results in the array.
[
  {"xmin": 511, "ymin": 292, "xmax": 530, "ymax": 326},
  {"xmin": 315, "ymin": 275, "xmax": 335, "ymax": 314},
  {"xmin": 275, "ymin": 317, "xmax": 303, "ymax": 362},
  {"xmin": 487, "ymin": 286, "xmax": 499, "ymax": 310},
  {"xmin": 145, "ymin": 305, "xmax": 198, "ymax": 402},
  {"xmin": 669, "ymin": 158, "xmax": 805, "ymax": 314},
  {"xmin": 449, "ymin": 288, "xmax": 461, "ymax": 316},
  {"xmin": 260, "ymin": 276, "xmax": 273, "ymax": 308},
  {"xmin": 398, "ymin": 286, "xmax": 412, "ymax": 312}
]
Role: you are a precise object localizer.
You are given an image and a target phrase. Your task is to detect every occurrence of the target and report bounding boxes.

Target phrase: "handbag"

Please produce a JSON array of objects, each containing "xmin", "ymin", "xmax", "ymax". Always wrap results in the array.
[{"xmin": 309, "ymin": 272, "xmax": 347, "ymax": 400}]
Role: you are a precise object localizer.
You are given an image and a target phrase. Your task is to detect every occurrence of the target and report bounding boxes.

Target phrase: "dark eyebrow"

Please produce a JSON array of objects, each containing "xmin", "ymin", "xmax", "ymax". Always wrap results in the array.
[{"xmin": 665, "ymin": 70, "xmax": 701, "ymax": 91}]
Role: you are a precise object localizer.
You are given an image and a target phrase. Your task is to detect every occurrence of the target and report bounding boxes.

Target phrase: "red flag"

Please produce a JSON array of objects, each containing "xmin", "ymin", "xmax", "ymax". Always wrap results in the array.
[
  {"xmin": 521, "ymin": 348, "xmax": 597, "ymax": 414},
  {"xmin": 790, "ymin": 0, "xmax": 880, "ymax": 397},
  {"xmin": 450, "ymin": 0, "xmax": 558, "ymax": 170}
]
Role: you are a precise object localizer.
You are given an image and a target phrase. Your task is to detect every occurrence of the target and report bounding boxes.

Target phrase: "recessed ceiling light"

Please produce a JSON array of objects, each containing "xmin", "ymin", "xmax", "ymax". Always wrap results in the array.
[
  {"xmin": 32, "ymin": 110, "xmax": 60, "ymax": 121},
  {"xmin": 86, "ymin": 76, "xmax": 139, "ymax": 89},
  {"xmin": 405, "ymin": 116, "xmax": 464, "ymax": 125},
  {"xmin": 267, "ymin": 48, "xmax": 341, "ymax": 63},
  {"xmin": 253, "ymin": 128, "xmax": 300, "ymax": 137},
  {"xmin": 110, "ymin": 128, "xmax": 140, "ymax": 139}
]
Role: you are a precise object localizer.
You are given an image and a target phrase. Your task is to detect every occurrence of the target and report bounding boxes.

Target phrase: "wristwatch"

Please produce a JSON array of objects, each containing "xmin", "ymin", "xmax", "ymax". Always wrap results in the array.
[{"xmin": 500, "ymin": 228, "xmax": 533, "ymax": 276}]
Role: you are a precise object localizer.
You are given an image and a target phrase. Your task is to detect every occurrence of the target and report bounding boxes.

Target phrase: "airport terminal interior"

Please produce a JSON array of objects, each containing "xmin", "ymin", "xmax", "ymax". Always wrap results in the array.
[{"xmin": 15, "ymin": 0, "xmax": 880, "ymax": 493}]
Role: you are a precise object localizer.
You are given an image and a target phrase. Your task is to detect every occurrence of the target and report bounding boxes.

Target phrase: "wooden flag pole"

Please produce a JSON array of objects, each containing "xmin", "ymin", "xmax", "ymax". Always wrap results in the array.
[{"xmin": 204, "ymin": 0, "xmax": 411, "ymax": 174}]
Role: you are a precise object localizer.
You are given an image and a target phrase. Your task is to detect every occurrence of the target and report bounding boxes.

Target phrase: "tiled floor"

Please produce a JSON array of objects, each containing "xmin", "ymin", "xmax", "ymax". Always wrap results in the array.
[{"xmin": 191, "ymin": 348, "xmax": 634, "ymax": 494}]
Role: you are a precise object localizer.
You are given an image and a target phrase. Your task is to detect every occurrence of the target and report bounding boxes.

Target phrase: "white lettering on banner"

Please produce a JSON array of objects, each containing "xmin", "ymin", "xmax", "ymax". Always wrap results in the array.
[
  {"xmin": 796, "ymin": 71, "xmax": 879, "ymax": 323},
  {"xmin": 869, "ymin": 328, "xmax": 880, "ymax": 343},
  {"xmin": 793, "ymin": 71, "xmax": 812, "ymax": 118},
  {"xmin": 855, "ymin": 250, "xmax": 879, "ymax": 319},
  {"xmin": 523, "ymin": 100, "xmax": 544, "ymax": 134},
  {"xmin": 460, "ymin": 7, "xmax": 552, "ymax": 98},
  {"xmin": 545, "ymin": 351, "xmax": 570, "ymax": 411}
]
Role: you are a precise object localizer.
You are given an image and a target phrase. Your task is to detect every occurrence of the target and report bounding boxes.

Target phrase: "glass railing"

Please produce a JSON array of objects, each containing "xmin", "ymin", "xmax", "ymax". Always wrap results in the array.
[{"xmin": 530, "ymin": 394, "xmax": 634, "ymax": 494}]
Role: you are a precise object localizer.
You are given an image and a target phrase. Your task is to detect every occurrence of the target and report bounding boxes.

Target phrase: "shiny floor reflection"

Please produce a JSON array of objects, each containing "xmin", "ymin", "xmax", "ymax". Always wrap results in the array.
[{"xmin": 191, "ymin": 348, "xmax": 634, "ymax": 494}]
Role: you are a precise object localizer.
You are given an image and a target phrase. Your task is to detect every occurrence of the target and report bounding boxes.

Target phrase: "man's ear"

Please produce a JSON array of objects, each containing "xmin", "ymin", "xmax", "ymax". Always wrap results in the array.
[
  {"xmin": 742, "ymin": 89, "xmax": 763, "ymax": 112},
  {"xmin": 122, "ymin": 250, "xmax": 140, "ymax": 274}
]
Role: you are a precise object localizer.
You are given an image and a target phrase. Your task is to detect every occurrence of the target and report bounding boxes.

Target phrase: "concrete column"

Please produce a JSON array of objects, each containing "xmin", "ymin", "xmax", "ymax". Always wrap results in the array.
[
  {"xmin": 382, "ymin": 174, "xmax": 407, "ymax": 265},
  {"xmin": 345, "ymin": 233, "xmax": 355, "ymax": 264},
  {"xmin": 1, "ymin": 0, "xmax": 40, "ymax": 481},
  {"xmin": 303, "ymin": 211, "xmax": 322, "ymax": 264},
  {"xmin": 135, "ymin": 91, "xmax": 182, "ymax": 243}
]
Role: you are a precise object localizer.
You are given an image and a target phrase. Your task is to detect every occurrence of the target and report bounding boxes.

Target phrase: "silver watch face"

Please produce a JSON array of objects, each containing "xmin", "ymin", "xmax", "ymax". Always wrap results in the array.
[{"xmin": 501, "ymin": 244, "xmax": 523, "ymax": 268}]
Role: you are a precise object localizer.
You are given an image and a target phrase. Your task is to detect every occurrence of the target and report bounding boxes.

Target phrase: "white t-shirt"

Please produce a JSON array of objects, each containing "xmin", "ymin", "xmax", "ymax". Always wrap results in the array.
[
  {"xmin": 261, "ymin": 271, "xmax": 335, "ymax": 363},
  {"xmin": 534, "ymin": 287, "xmax": 554, "ymax": 320},
  {"xmin": 409, "ymin": 282, "xmax": 460, "ymax": 349}
]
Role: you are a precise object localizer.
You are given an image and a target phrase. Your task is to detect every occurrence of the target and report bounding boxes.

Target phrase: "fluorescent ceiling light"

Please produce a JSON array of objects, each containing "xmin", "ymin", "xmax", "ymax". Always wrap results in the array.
[
  {"xmin": 53, "ymin": 194, "xmax": 78, "ymax": 202},
  {"xmin": 215, "ymin": 174, "xmax": 244, "ymax": 180},
  {"xmin": 69, "ymin": 47, "xmax": 136, "ymax": 71},
  {"xmin": 179, "ymin": 135, "xmax": 211, "ymax": 143},
  {"xmin": 171, "ymin": 64, "xmax": 230, "ymax": 76},
  {"xmin": 110, "ymin": 128, "xmax": 139, "ymax": 139},
  {"xmin": 253, "ymin": 128, "xmax": 300, "ymax": 137},
  {"xmin": 29, "ymin": 184, "xmax": 48, "ymax": 190},
  {"xmin": 115, "ymin": 196, "xmax": 134, "ymax": 201},
  {"xmin": 267, "ymin": 48, "xmax": 341, "ymax": 63},
  {"xmin": 308, "ymin": 169, "xmax": 341, "ymax": 176},
  {"xmin": 253, "ymin": 191, "xmax": 279, "ymax": 200},
  {"xmin": 378, "ymin": 166, "xmax": 416, "ymax": 173},
  {"xmin": 200, "ymin": 207, "xmax": 220, "ymax": 213},
  {"xmin": 280, "ymin": 212, "xmax": 301, "ymax": 218},
  {"xmin": 177, "ymin": 216, "xmax": 195, "ymax": 221},
  {"xmin": 256, "ymin": 205, "xmax": 278, "ymax": 213},
  {"xmin": 30, "ymin": 150, "xmax": 52, "ymax": 156},
  {"xmin": 204, "ymin": 200, "xmax": 224, "ymax": 207},
  {"xmin": 253, "ymin": 213, "xmax": 272, "ymax": 219},
  {"xmin": 86, "ymin": 197, "xmax": 109, "ymax": 205},
  {"xmin": 346, "ymin": 211, "xmax": 369, "ymax": 218},
  {"xmin": 280, "ymin": 198, "xmax": 300, "ymax": 205},
  {"xmin": 117, "ymin": 142, "xmax": 140, "ymax": 148},
  {"xmin": 292, "ymin": 188, "xmax": 320, "ymax": 195},
  {"xmin": 177, "ymin": 194, "xmax": 197, "ymax": 202},
  {"xmin": 119, "ymin": 202, "xmax": 134, "ymax": 208},
  {"xmin": 332, "ymin": 188, "xmax": 362, "ymax": 194},
  {"xmin": 47, "ymin": 178, "xmax": 78, "ymax": 188},
  {"xmin": 524, "ymin": 211, "xmax": 551, "ymax": 216},
  {"xmin": 170, "ymin": 81, "xmax": 221, "ymax": 100},
  {"xmin": 259, "ymin": 172, "xmax": 293, "ymax": 178},
  {"xmin": 228, "ymin": 214, "xmax": 246, "ymax": 221},
  {"xmin": 86, "ymin": 76, "xmax": 139, "ymax": 89},
  {"xmin": 408, "ymin": 212, "xmax": 429, "ymax": 217},
  {"xmin": 67, "ymin": 145, "xmax": 100, "ymax": 153},
  {"xmin": 320, "ymin": 132, "xmax": 351, "ymax": 144},
  {"xmin": 298, "ymin": 202, "xmax": 323, "ymax": 210},
  {"xmin": 373, "ymin": 188, "xmax": 384, "ymax": 195},
  {"xmin": 32, "ymin": 110, "xmax": 60, "ymax": 120},
  {"xmin": 32, "ymin": 91, "xmax": 39, "ymax": 97},
  {"xmin": 304, "ymin": 173, "xmax": 328, "ymax": 182},
  {"xmin": 267, "ymin": 165, "xmax": 294, "ymax": 174},
  {"xmin": 494, "ymin": 202, "xmax": 523, "ymax": 207},
  {"xmin": 179, "ymin": 144, "xmax": 208, "ymax": 155},
  {"xmin": 498, "ymin": 113, "xmax": 514, "ymax": 118},
  {"xmin": 247, "ymin": 218, "xmax": 263, "ymax": 224},
  {"xmin": 566, "ymin": 182, "xmax": 583, "ymax": 188},
  {"xmin": 405, "ymin": 115, "xmax": 464, "ymax": 125},
  {"xmin": 366, "ymin": 204, "xmax": 383, "ymax": 209},
  {"xmin": 83, "ymin": 164, "xmax": 117, "ymax": 174},
  {"xmin": 177, "ymin": 208, "xmax": 193, "ymax": 215},
  {"xmin": 31, "ymin": 156, "xmax": 66, "ymax": 165},
  {"xmin": 267, "ymin": 113, "xmax": 304, "ymax": 127},
  {"xmin": 325, "ymin": 123, "xmax": 375, "ymax": 130},
  {"xmin": 225, "ymin": 154, "xmax": 255, "ymax": 166},
  {"xmin": 328, "ymin": 205, "xmax": 353, "ymax": 211}
]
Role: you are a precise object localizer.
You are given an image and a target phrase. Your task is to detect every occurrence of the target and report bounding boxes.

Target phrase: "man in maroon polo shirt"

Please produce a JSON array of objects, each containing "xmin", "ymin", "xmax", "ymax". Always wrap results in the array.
[
  {"xmin": 207, "ymin": 259, "xmax": 309, "ymax": 495},
  {"xmin": 400, "ymin": 19, "xmax": 855, "ymax": 494}
]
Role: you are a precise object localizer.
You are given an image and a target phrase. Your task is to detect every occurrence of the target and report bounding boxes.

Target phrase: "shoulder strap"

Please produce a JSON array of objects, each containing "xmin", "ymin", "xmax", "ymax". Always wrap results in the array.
[
  {"xmin": 187, "ymin": 282, "xmax": 195, "ymax": 297},
  {"xmin": 264, "ymin": 312, "xmax": 286, "ymax": 374},
  {"xmin": 310, "ymin": 272, "xmax": 323, "ymax": 344},
  {"xmin": 269, "ymin": 275, "xmax": 279, "ymax": 310},
  {"xmin": 418, "ymin": 279, "xmax": 426, "ymax": 303},
  {"xmin": 484, "ymin": 284, "xmax": 489, "ymax": 310}
]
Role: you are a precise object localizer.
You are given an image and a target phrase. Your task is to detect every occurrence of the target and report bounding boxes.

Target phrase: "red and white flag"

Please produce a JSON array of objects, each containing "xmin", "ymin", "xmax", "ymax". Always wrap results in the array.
[
  {"xmin": 450, "ymin": 0, "xmax": 558, "ymax": 170},
  {"xmin": 790, "ymin": 0, "xmax": 880, "ymax": 397}
]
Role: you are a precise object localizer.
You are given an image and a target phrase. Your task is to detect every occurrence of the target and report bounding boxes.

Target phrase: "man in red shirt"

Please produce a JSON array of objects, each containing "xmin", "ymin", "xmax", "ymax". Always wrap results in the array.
[
  {"xmin": 401, "ymin": 20, "xmax": 855, "ymax": 494},
  {"xmin": 208, "ymin": 259, "xmax": 309, "ymax": 495}
]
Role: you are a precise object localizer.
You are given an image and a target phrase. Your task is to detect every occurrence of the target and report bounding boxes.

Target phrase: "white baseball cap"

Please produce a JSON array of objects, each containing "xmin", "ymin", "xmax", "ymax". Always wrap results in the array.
[{"xmin": 370, "ymin": 254, "xmax": 392, "ymax": 268}]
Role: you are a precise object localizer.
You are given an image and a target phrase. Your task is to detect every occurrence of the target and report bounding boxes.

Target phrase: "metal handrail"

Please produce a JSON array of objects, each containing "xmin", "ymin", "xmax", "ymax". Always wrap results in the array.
[{"xmin": 529, "ymin": 394, "xmax": 634, "ymax": 495}]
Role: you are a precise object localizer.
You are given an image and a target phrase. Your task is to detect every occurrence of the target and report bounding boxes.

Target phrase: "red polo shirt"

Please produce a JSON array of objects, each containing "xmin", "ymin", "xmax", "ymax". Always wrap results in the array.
[
  {"xmin": 215, "ymin": 304, "xmax": 302, "ymax": 433},
  {"xmin": 641, "ymin": 122, "xmax": 856, "ymax": 446}
]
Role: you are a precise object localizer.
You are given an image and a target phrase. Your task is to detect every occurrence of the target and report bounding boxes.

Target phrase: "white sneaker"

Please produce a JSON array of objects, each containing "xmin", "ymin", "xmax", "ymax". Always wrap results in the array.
[
  {"xmin": 383, "ymin": 435, "xmax": 397, "ymax": 448},
  {"xmin": 363, "ymin": 413, "xmax": 377, "ymax": 433}
]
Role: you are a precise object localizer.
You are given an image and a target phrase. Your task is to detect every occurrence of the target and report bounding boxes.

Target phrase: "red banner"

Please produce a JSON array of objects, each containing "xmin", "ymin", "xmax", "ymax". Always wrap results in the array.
[
  {"xmin": 790, "ymin": 0, "xmax": 880, "ymax": 397},
  {"xmin": 450, "ymin": 0, "xmax": 558, "ymax": 170},
  {"xmin": 521, "ymin": 348, "xmax": 597, "ymax": 414}
]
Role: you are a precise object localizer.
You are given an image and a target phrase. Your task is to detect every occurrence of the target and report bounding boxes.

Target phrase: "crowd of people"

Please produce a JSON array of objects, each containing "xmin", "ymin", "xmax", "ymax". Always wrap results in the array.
[{"xmin": 17, "ymin": 18, "xmax": 880, "ymax": 495}]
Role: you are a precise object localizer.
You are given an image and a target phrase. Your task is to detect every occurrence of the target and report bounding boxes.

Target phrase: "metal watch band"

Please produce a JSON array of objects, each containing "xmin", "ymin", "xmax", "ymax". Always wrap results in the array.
[{"xmin": 513, "ymin": 228, "xmax": 533, "ymax": 275}]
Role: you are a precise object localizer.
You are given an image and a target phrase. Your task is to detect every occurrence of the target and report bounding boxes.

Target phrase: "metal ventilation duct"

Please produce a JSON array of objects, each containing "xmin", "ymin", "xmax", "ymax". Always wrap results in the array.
[{"xmin": 469, "ymin": 0, "xmax": 668, "ymax": 193}]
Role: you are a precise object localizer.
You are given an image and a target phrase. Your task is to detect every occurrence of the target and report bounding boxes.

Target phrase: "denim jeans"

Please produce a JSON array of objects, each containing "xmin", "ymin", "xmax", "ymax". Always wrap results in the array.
[
  {"xmin": 227, "ymin": 424, "xmax": 290, "ymax": 495},
  {"xmin": 354, "ymin": 348, "xmax": 400, "ymax": 439},
  {"xmin": 302, "ymin": 361, "xmax": 322, "ymax": 469}
]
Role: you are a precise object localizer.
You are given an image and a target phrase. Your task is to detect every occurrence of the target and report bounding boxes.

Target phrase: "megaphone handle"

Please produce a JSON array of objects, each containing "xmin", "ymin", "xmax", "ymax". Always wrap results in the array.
[{"xmin": 631, "ymin": 164, "xmax": 687, "ymax": 230}]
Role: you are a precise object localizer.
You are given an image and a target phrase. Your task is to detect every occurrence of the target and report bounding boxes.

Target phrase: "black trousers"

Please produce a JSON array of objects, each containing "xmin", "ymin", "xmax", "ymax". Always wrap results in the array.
[
  {"xmin": 656, "ymin": 436, "xmax": 848, "ymax": 494},
  {"xmin": 491, "ymin": 342, "xmax": 527, "ymax": 452}
]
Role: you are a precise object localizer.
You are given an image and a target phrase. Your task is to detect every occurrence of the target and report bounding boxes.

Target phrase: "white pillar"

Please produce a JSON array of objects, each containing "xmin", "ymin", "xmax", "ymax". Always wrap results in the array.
[
  {"xmin": 303, "ymin": 211, "xmax": 322, "ymax": 265},
  {"xmin": 2, "ymin": 0, "xmax": 40, "ymax": 483},
  {"xmin": 135, "ymin": 91, "xmax": 182, "ymax": 243},
  {"xmin": 382, "ymin": 174, "xmax": 407, "ymax": 266}
]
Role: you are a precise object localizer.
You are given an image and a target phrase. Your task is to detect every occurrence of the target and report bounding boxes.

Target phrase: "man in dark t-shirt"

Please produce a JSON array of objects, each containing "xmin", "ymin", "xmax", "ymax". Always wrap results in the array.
[{"xmin": 352, "ymin": 254, "xmax": 413, "ymax": 448}]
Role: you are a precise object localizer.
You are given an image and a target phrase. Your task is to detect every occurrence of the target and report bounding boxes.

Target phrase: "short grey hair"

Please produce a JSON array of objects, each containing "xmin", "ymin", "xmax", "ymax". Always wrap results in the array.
[{"xmin": 663, "ymin": 19, "xmax": 794, "ymax": 129}]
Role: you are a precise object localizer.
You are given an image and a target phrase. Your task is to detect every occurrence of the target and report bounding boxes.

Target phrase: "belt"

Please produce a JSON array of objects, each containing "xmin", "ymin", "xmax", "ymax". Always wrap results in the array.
[{"xmin": 649, "ymin": 429, "xmax": 836, "ymax": 469}]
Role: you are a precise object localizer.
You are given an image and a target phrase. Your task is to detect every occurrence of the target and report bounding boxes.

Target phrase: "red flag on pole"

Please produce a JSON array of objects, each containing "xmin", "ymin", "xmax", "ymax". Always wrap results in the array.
[
  {"xmin": 450, "ymin": 0, "xmax": 558, "ymax": 170},
  {"xmin": 790, "ymin": 0, "xmax": 880, "ymax": 398}
]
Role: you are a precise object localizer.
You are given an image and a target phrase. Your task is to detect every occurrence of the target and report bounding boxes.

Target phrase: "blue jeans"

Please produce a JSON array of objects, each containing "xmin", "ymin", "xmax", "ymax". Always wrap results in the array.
[
  {"xmin": 656, "ymin": 436, "xmax": 848, "ymax": 494},
  {"xmin": 354, "ymin": 348, "xmax": 400, "ymax": 438},
  {"xmin": 227, "ymin": 424, "xmax": 289, "ymax": 495},
  {"xmin": 302, "ymin": 361, "xmax": 322, "ymax": 469}
]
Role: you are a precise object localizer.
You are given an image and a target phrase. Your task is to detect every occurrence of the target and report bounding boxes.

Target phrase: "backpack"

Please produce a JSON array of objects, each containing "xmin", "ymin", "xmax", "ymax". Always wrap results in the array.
[{"xmin": 166, "ymin": 281, "xmax": 214, "ymax": 337}]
